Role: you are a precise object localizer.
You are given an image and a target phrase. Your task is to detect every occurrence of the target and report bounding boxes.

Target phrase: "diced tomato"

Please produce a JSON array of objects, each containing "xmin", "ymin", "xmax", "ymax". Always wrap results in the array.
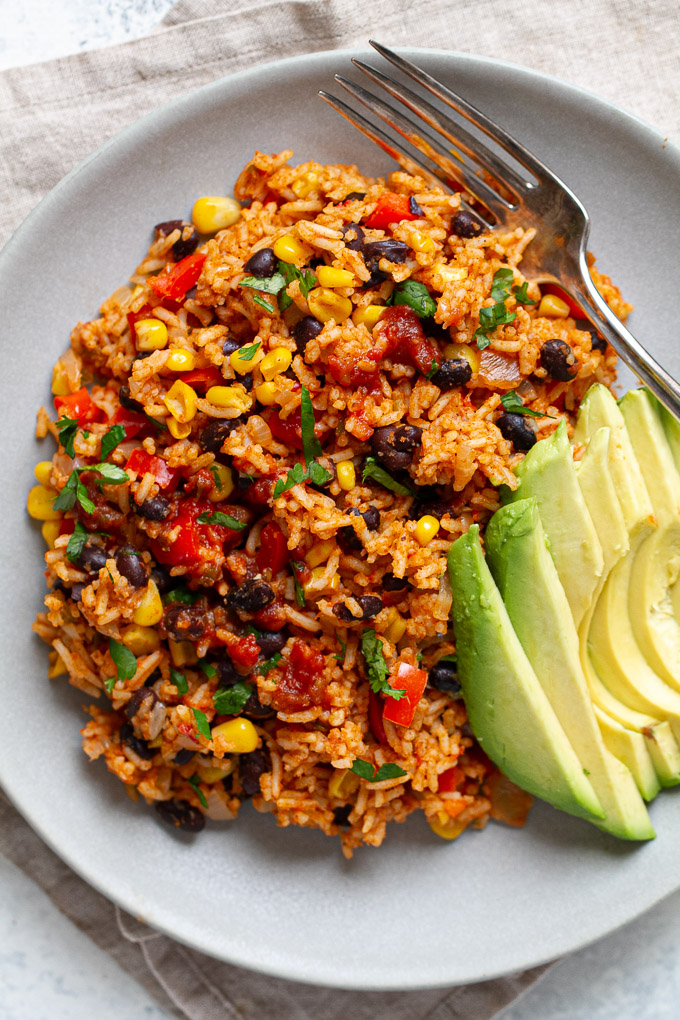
[
  {"xmin": 178, "ymin": 366, "xmax": 224, "ymax": 391},
  {"xmin": 58, "ymin": 519, "xmax": 76, "ymax": 537},
  {"xmin": 363, "ymin": 192, "xmax": 418, "ymax": 231},
  {"xmin": 125, "ymin": 449, "xmax": 181, "ymax": 491},
  {"xmin": 379, "ymin": 306, "xmax": 440, "ymax": 376},
  {"xmin": 229, "ymin": 633, "xmax": 261, "ymax": 670},
  {"xmin": 111, "ymin": 405, "xmax": 149, "ymax": 440},
  {"xmin": 151, "ymin": 499, "xmax": 249, "ymax": 571},
  {"xmin": 149, "ymin": 252, "xmax": 207, "ymax": 302},
  {"xmin": 272, "ymin": 640, "xmax": 327, "ymax": 712},
  {"xmin": 382, "ymin": 662, "xmax": 428, "ymax": 728},
  {"xmin": 268, "ymin": 408, "xmax": 304, "ymax": 450},
  {"xmin": 252, "ymin": 599, "xmax": 287, "ymax": 631},
  {"xmin": 256, "ymin": 523, "xmax": 289, "ymax": 575},
  {"xmin": 438, "ymin": 766, "xmax": 464, "ymax": 793},
  {"xmin": 368, "ymin": 689, "xmax": 388, "ymax": 744},
  {"xmin": 54, "ymin": 387, "xmax": 105, "ymax": 426}
]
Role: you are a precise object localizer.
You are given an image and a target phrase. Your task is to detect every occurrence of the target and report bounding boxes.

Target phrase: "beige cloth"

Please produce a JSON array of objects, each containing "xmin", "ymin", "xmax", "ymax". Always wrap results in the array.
[{"xmin": 1, "ymin": 1, "xmax": 678, "ymax": 1016}]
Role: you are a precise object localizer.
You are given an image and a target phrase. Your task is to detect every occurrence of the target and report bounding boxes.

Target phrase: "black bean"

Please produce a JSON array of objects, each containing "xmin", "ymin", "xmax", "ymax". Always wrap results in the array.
[
  {"xmin": 70, "ymin": 583, "xmax": 86, "ymax": 603},
  {"xmin": 428, "ymin": 661, "xmax": 462, "ymax": 697},
  {"xmin": 341, "ymin": 222, "xmax": 366, "ymax": 251},
  {"xmin": 226, "ymin": 579, "xmax": 275, "ymax": 613},
  {"xmin": 199, "ymin": 418, "xmax": 245, "ymax": 454},
  {"xmin": 496, "ymin": 412, "xmax": 537, "ymax": 451},
  {"xmin": 135, "ymin": 495, "xmax": 171, "ymax": 521},
  {"xmin": 76, "ymin": 544, "xmax": 109, "ymax": 573},
  {"xmin": 361, "ymin": 239, "xmax": 411, "ymax": 264},
  {"xmin": 337, "ymin": 525, "xmax": 363, "ymax": 553},
  {"xmin": 370, "ymin": 424, "xmax": 422, "ymax": 472},
  {"xmin": 408, "ymin": 498, "xmax": 452, "ymax": 521},
  {"xmin": 540, "ymin": 339, "xmax": 578, "ymax": 381},
  {"xmin": 150, "ymin": 565, "xmax": 172, "ymax": 594},
  {"xmin": 155, "ymin": 799, "xmax": 205, "ymax": 833},
  {"xmin": 451, "ymin": 209, "xmax": 485, "ymax": 238},
  {"xmin": 241, "ymin": 374, "xmax": 254, "ymax": 392},
  {"xmin": 349, "ymin": 506, "xmax": 380, "ymax": 531},
  {"xmin": 222, "ymin": 772, "xmax": 234, "ymax": 792},
  {"xmin": 292, "ymin": 315, "xmax": 323, "ymax": 354},
  {"xmin": 431, "ymin": 358, "xmax": 472, "ymax": 389},
  {"xmin": 119, "ymin": 722, "xmax": 155, "ymax": 760},
  {"xmin": 332, "ymin": 804, "xmax": 353, "ymax": 827},
  {"xmin": 239, "ymin": 747, "xmax": 271, "ymax": 797},
  {"xmin": 383, "ymin": 572, "xmax": 409, "ymax": 591},
  {"xmin": 243, "ymin": 247, "xmax": 277, "ymax": 277},
  {"xmin": 173, "ymin": 749, "xmax": 196, "ymax": 766},
  {"xmin": 343, "ymin": 192, "xmax": 366, "ymax": 203},
  {"xmin": 424, "ymin": 320, "xmax": 451, "ymax": 344},
  {"xmin": 575, "ymin": 319, "xmax": 607, "ymax": 353},
  {"xmin": 217, "ymin": 655, "xmax": 240, "ymax": 688},
  {"xmin": 172, "ymin": 227, "xmax": 199, "ymax": 261},
  {"xmin": 222, "ymin": 335, "xmax": 241, "ymax": 357},
  {"xmin": 118, "ymin": 385, "xmax": 145, "ymax": 414},
  {"xmin": 257, "ymin": 628, "xmax": 288, "ymax": 657},
  {"xmin": 332, "ymin": 594, "xmax": 383, "ymax": 621},
  {"xmin": 163, "ymin": 604, "xmax": 206, "ymax": 641},
  {"xmin": 154, "ymin": 219, "xmax": 184, "ymax": 237},
  {"xmin": 126, "ymin": 687, "xmax": 157, "ymax": 720},
  {"xmin": 115, "ymin": 548, "xmax": 148, "ymax": 588},
  {"xmin": 243, "ymin": 690, "xmax": 275, "ymax": 720},
  {"xmin": 409, "ymin": 196, "xmax": 424, "ymax": 216}
]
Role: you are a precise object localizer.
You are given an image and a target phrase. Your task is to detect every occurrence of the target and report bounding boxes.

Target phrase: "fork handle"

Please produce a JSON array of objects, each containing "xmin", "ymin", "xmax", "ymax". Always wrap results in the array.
[{"xmin": 572, "ymin": 254, "xmax": 680, "ymax": 423}]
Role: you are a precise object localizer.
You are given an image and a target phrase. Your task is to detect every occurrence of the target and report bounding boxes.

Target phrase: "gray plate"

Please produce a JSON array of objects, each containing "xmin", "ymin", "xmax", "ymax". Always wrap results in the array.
[{"xmin": 2, "ymin": 48, "xmax": 680, "ymax": 990}]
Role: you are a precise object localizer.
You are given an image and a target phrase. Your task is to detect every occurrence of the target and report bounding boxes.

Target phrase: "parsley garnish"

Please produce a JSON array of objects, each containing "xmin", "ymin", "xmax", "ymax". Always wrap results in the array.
[
  {"xmin": 163, "ymin": 587, "xmax": 200, "ymax": 605},
  {"xmin": 512, "ymin": 281, "xmax": 536, "ymax": 305},
  {"xmin": 187, "ymin": 774, "xmax": 208, "ymax": 809},
  {"xmin": 277, "ymin": 261, "xmax": 317, "ymax": 311},
  {"xmin": 425, "ymin": 359, "xmax": 440, "ymax": 381},
  {"xmin": 360, "ymin": 629, "xmax": 405, "ymax": 701},
  {"xmin": 66, "ymin": 522, "xmax": 110, "ymax": 565},
  {"xmin": 273, "ymin": 461, "xmax": 307, "ymax": 498},
  {"xmin": 104, "ymin": 677, "xmax": 116, "ymax": 694},
  {"xmin": 333, "ymin": 635, "xmax": 347, "ymax": 663},
  {"xmin": 213, "ymin": 681, "xmax": 253, "ymax": 715},
  {"xmin": 53, "ymin": 463, "xmax": 129, "ymax": 514},
  {"xmin": 350, "ymin": 759, "xmax": 408, "ymax": 782},
  {"xmin": 196, "ymin": 510, "xmax": 247, "ymax": 530},
  {"xmin": 192, "ymin": 707, "xmax": 212, "ymax": 740},
  {"xmin": 253, "ymin": 295, "xmax": 275, "ymax": 313},
  {"xmin": 259, "ymin": 652, "xmax": 282, "ymax": 676},
  {"xmin": 56, "ymin": 416, "xmax": 79, "ymax": 458},
  {"xmin": 391, "ymin": 279, "xmax": 437, "ymax": 318},
  {"xmin": 290, "ymin": 560, "xmax": 306, "ymax": 607},
  {"xmin": 169, "ymin": 668, "xmax": 188, "ymax": 695},
  {"xmin": 474, "ymin": 268, "xmax": 518, "ymax": 348},
  {"xmin": 490, "ymin": 267, "xmax": 514, "ymax": 303},
  {"xmin": 500, "ymin": 390, "xmax": 556, "ymax": 419},
  {"xmin": 209, "ymin": 464, "xmax": 224, "ymax": 490},
  {"xmin": 362, "ymin": 456, "xmax": 415, "ymax": 496},
  {"xmin": 241, "ymin": 272, "xmax": 287, "ymax": 295},
  {"xmin": 272, "ymin": 387, "xmax": 332, "ymax": 498},
  {"xmin": 100, "ymin": 424, "xmax": 126, "ymax": 460},
  {"xmin": 108, "ymin": 638, "xmax": 137, "ymax": 687},
  {"xmin": 199, "ymin": 660, "xmax": 217, "ymax": 678},
  {"xmin": 237, "ymin": 340, "xmax": 262, "ymax": 361}
]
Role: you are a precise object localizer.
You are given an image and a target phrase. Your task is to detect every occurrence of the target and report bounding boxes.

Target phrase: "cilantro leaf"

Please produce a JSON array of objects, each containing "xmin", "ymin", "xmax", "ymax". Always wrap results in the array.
[
  {"xmin": 163, "ymin": 586, "xmax": 200, "ymax": 605},
  {"xmin": 241, "ymin": 272, "xmax": 286, "ymax": 295},
  {"xmin": 196, "ymin": 510, "xmax": 247, "ymax": 530},
  {"xmin": 474, "ymin": 302, "xmax": 517, "ymax": 349},
  {"xmin": 56, "ymin": 416, "xmax": 79, "ymax": 458},
  {"xmin": 100, "ymin": 424, "xmax": 126, "ymax": 460},
  {"xmin": 92, "ymin": 462, "xmax": 129, "ymax": 486},
  {"xmin": 425, "ymin": 359, "xmax": 440, "ymax": 381},
  {"xmin": 104, "ymin": 676, "xmax": 116, "ymax": 694},
  {"xmin": 212, "ymin": 681, "xmax": 253, "ymax": 715},
  {"xmin": 392, "ymin": 280, "xmax": 437, "ymax": 318},
  {"xmin": 490, "ymin": 267, "xmax": 514, "ymax": 303},
  {"xmin": 259, "ymin": 652, "xmax": 282, "ymax": 676},
  {"xmin": 360, "ymin": 629, "xmax": 405, "ymax": 700},
  {"xmin": 273, "ymin": 461, "xmax": 307, "ymax": 498},
  {"xmin": 52, "ymin": 471, "xmax": 78, "ymax": 512},
  {"xmin": 350, "ymin": 758, "xmax": 408, "ymax": 782},
  {"xmin": 500, "ymin": 390, "xmax": 556, "ymax": 419},
  {"xmin": 199, "ymin": 660, "xmax": 217, "ymax": 678},
  {"xmin": 238, "ymin": 341, "xmax": 262, "ymax": 362},
  {"xmin": 512, "ymin": 281, "xmax": 536, "ymax": 305},
  {"xmin": 187, "ymin": 774, "xmax": 208, "ymax": 809},
  {"xmin": 210, "ymin": 464, "xmax": 224, "ymax": 490},
  {"xmin": 362, "ymin": 456, "xmax": 415, "ymax": 496},
  {"xmin": 290, "ymin": 560, "xmax": 306, "ymax": 607},
  {"xmin": 169, "ymin": 668, "xmax": 188, "ymax": 695},
  {"xmin": 277, "ymin": 261, "xmax": 317, "ymax": 310},
  {"xmin": 192, "ymin": 707, "xmax": 212, "ymax": 740},
  {"xmin": 333, "ymin": 634, "xmax": 347, "ymax": 663},
  {"xmin": 300, "ymin": 385, "xmax": 323, "ymax": 465},
  {"xmin": 307, "ymin": 460, "xmax": 332, "ymax": 486},
  {"xmin": 253, "ymin": 295, "xmax": 275, "ymax": 313},
  {"xmin": 65, "ymin": 521, "xmax": 89, "ymax": 564},
  {"xmin": 108, "ymin": 638, "xmax": 137, "ymax": 684}
]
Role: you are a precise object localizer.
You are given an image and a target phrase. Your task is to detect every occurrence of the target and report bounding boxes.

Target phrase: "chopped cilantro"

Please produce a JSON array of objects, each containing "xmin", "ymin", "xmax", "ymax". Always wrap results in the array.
[
  {"xmin": 187, "ymin": 774, "xmax": 208, "ymax": 809},
  {"xmin": 253, "ymin": 295, "xmax": 275, "ymax": 313},
  {"xmin": 333, "ymin": 634, "xmax": 347, "ymax": 663},
  {"xmin": 100, "ymin": 424, "xmax": 126, "ymax": 460},
  {"xmin": 474, "ymin": 302, "xmax": 517, "ymax": 348},
  {"xmin": 163, "ymin": 586, "xmax": 200, "ymax": 605},
  {"xmin": 259, "ymin": 652, "xmax": 282, "ymax": 676},
  {"xmin": 391, "ymin": 279, "xmax": 437, "ymax": 318},
  {"xmin": 91, "ymin": 462, "xmax": 129, "ymax": 485},
  {"xmin": 192, "ymin": 707, "xmax": 212, "ymax": 741},
  {"xmin": 104, "ymin": 676, "xmax": 116, "ymax": 694},
  {"xmin": 500, "ymin": 390, "xmax": 556, "ymax": 419},
  {"xmin": 65, "ymin": 521, "xmax": 89, "ymax": 564},
  {"xmin": 196, "ymin": 510, "xmax": 247, "ymax": 530},
  {"xmin": 277, "ymin": 261, "xmax": 317, "ymax": 311},
  {"xmin": 273, "ymin": 461, "xmax": 308, "ymax": 499},
  {"xmin": 212, "ymin": 681, "xmax": 253, "ymax": 715},
  {"xmin": 169, "ymin": 668, "xmax": 188, "ymax": 695},
  {"xmin": 350, "ymin": 759, "xmax": 408, "ymax": 782},
  {"xmin": 240, "ymin": 272, "xmax": 286, "ymax": 295},
  {"xmin": 360, "ymin": 629, "xmax": 405, "ymax": 701},
  {"xmin": 56, "ymin": 416, "xmax": 79, "ymax": 458},
  {"xmin": 108, "ymin": 638, "xmax": 137, "ymax": 685},
  {"xmin": 209, "ymin": 464, "xmax": 223, "ymax": 490},
  {"xmin": 53, "ymin": 470, "xmax": 94, "ymax": 514},
  {"xmin": 490, "ymin": 267, "xmax": 514, "ymax": 303},
  {"xmin": 512, "ymin": 281, "xmax": 536, "ymax": 305},
  {"xmin": 362, "ymin": 456, "xmax": 415, "ymax": 496},
  {"xmin": 199, "ymin": 660, "xmax": 217, "ymax": 678},
  {"xmin": 425, "ymin": 359, "xmax": 440, "ymax": 381},
  {"xmin": 272, "ymin": 387, "xmax": 331, "ymax": 498},
  {"xmin": 290, "ymin": 560, "xmax": 306, "ymax": 607}
]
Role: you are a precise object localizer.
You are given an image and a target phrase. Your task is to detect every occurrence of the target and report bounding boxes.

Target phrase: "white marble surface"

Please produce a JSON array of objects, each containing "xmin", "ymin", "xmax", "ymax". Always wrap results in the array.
[{"xmin": 2, "ymin": 3, "xmax": 680, "ymax": 1018}]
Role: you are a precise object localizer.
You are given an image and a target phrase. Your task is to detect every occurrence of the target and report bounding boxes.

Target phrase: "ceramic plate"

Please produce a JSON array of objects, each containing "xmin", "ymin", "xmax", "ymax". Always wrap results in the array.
[{"xmin": 2, "ymin": 48, "xmax": 680, "ymax": 990}]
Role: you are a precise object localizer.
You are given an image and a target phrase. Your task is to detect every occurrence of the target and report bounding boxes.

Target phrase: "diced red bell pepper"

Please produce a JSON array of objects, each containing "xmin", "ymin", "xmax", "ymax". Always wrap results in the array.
[
  {"xmin": 363, "ymin": 192, "xmax": 418, "ymax": 231},
  {"xmin": 438, "ymin": 765, "xmax": 464, "ymax": 793},
  {"xmin": 111, "ymin": 406, "xmax": 149, "ymax": 440},
  {"xmin": 151, "ymin": 498, "xmax": 249, "ymax": 570},
  {"xmin": 382, "ymin": 662, "xmax": 428, "ymax": 728},
  {"xmin": 125, "ymin": 449, "xmax": 180, "ymax": 491},
  {"xmin": 58, "ymin": 519, "xmax": 76, "ymax": 537},
  {"xmin": 149, "ymin": 252, "xmax": 207, "ymax": 302},
  {"xmin": 229, "ymin": 633, "xmax": 260, "ymax": 670},
  {"xmin": 54, "ymin": 387, "xmax": 105, "ymax": 426},
  {"xmin": 256, "ymin": 523, "xmax": 289, "ymax": 575},
  {"xmin": 368, "ymin": 689, "xmax": 388, "ymax": 744},
  {"xmin": 267, "ymin": 406, "xmax": 328, "ymax": 451},
  {"xmin": 177, "ymin": 366, "xmax": 224, "ymax": 391},
  {"xmin": 127, "ymin": 304, "xmax": 153, "ymax": 341}
]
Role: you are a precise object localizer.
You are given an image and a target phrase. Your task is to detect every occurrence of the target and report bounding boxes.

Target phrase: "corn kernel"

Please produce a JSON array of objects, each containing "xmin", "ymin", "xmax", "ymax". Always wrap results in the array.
[
  {"xmin": 328, "ymin": 768, "xmax": 360, "ymax": 799},
  {"xmin": 316, "ymin": 266, "xmax": 356, "ymax": 288},
  {"xmin": 538, "ymin": 293, "xmax": 570, "ymax": 318},
  {"xmin": 27, "ymin": 484, "xmax": 60, "ymax": 521},
  {"xmin": 211, "ymin": 717, "xmax": 259, "ymax": 753},
  {"xmin": 167, "ymin": 417, "xmax": 192, "ymax": 440},
  {"xmin": 132, "ymin": 580, "xmax": 163, "ymax": 627},
  {"xmin": 47, "ymin": 650, "xmax": 68, "ymax": 679},
  {"xmin": 385, "ymin": 615, "xmax": 408, "ymax": 644},
  {"xmin": 291, "ymin": 172, "xmax": 319, "ymax": 198},
  {"xmin": 122, "ymin": 624, "xmax": 161, "ymax": 656},
  {"xmin": 307, "ymin": 287, "xmax": 352, "ymax": 324},
  {"xmin": 205, "ymin": 385, "xmax": 252, "ymax": 414},
  {"xmin": 135, "ymin": 318, "xmax": 168, "ymax": 351},
  {"xmin": 304, "ymin": 566, "xmax": 340, "ymax": 595},
  {"xmin": 169, "ymin": 639, "xmax": 197, "ymax": 667},
  {"xmin": 444, "ymin": 341, "xmax": 480, "ymax": 374},
  {"xmin": 433, "ymin": 264, "xmax": 468, "ymax": 284},
  {"xmin": 254, "ymin": 380, "xmax": 277, "ymax": 406},
  {"xmin": 336, "ymin": 461, "xmax": 356, "ymax": 491},
  {"xmin": 415, "ymin": 515, "xmax": 440, "ymax": 546},
  {"xmin": 208, "ymin": 463, "xmax": 234, "ymax": 502},
  {"xmin": 192, "ymin": 196, "xmax": 241, "ymax": 234},
  {"xmin": 352, "ymin": 304, "xmax": 387, "ymax": 329},
  {"xmin": 230, "ymin": 343, "xmax": 265, "ymax": 375},
  {"xmin": 272, "ymin": 234, "xmax": 307, "ymax": 264},
  {"xmin": 260, "ymin": 347, "xmax": 293, "ymax": 381},
  {"xmin": 51, "ymin": 365, "xmax": 71, "ymax": 396},
  {"xmin": 408, "ymin": 228, "xmax": 436, "ymax": 253},
  {"xmin": 41, "ymin": 519, "xmax": 61, "ymax": 549},
  {"xmin": 164, "ymin": 379, "xmax": 198, "ymax": 422},
  {"xmin": 197, "ymin": 764, "xmax": 234, "ymax": 784},
  {"xmin": 428, "ymin": 812, "xmax": 468, "ymax": 840},
  {"xmin": 34, "ymin": 461, "xmax": 53, "ymax": 486},
  {"xmin": 305, "ymin": 540, "xmax": 335, "ymax": 568},
  {"xmin": 166, "ymin": 348, "xmax": 196, "ymax": 372}
]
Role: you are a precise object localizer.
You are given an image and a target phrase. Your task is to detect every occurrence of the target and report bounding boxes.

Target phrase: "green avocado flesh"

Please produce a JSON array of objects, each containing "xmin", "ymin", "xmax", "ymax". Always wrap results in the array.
[
  {"xmin": 485, "ymin": 500, "xmax": 653, "ymax": 839},
  {"xmin": 447, "ymin": 527, "xmax": 604, "ymax": 823}
]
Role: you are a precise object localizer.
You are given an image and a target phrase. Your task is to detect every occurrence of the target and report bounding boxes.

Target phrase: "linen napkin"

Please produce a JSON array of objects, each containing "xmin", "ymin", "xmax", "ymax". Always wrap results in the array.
[{"xmin": 1, "ymin": 1, "xmax": 678, "ymax": 1017}]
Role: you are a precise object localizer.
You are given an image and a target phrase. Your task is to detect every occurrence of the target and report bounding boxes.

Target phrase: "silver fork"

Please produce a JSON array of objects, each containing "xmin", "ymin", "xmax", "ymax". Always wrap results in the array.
[{"xmin": 319, "ymin": 41, "xmax": 680, "ymax": 422}]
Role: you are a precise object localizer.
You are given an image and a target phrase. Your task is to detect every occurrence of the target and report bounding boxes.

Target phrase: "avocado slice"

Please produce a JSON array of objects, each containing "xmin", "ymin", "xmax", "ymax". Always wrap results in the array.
[
  {"xmin": 619, "ymin": 389, "xmax": 680, "ymax": 520},
  {"xmin": 485, "ymin": 499, "xmax": 653, "ymax": 839},
  {"xmin": 503, "ymin": 420, "xmax": 603, "ymax": 630},
  {"xmin": 591, "ymin": 706, "xmax": 660, "ymax": 802},
  {"xmin": 448, "ymin": 526, "xmax": 604, "ymax": 823},
  {"xmin": 574, "ymin": 427, "xmax": 629, "ymax": 574}
]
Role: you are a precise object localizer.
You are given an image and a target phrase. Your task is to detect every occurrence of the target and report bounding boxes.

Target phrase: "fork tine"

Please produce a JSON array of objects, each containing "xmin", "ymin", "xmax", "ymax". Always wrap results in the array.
[
  {"xmin": 334, "ymin": 75, "xmax": 512, "ymax": 220},
  {"xmin": 351, "ymin": 59, "xmax": 529, "ymax": 199},
  {"xmin": 318, "ymin": 90, "xmax": 495, "ymax": 229},
  {"xmin": 369, "ymin": 40, "xmax": 564, "ymax": 187}
]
